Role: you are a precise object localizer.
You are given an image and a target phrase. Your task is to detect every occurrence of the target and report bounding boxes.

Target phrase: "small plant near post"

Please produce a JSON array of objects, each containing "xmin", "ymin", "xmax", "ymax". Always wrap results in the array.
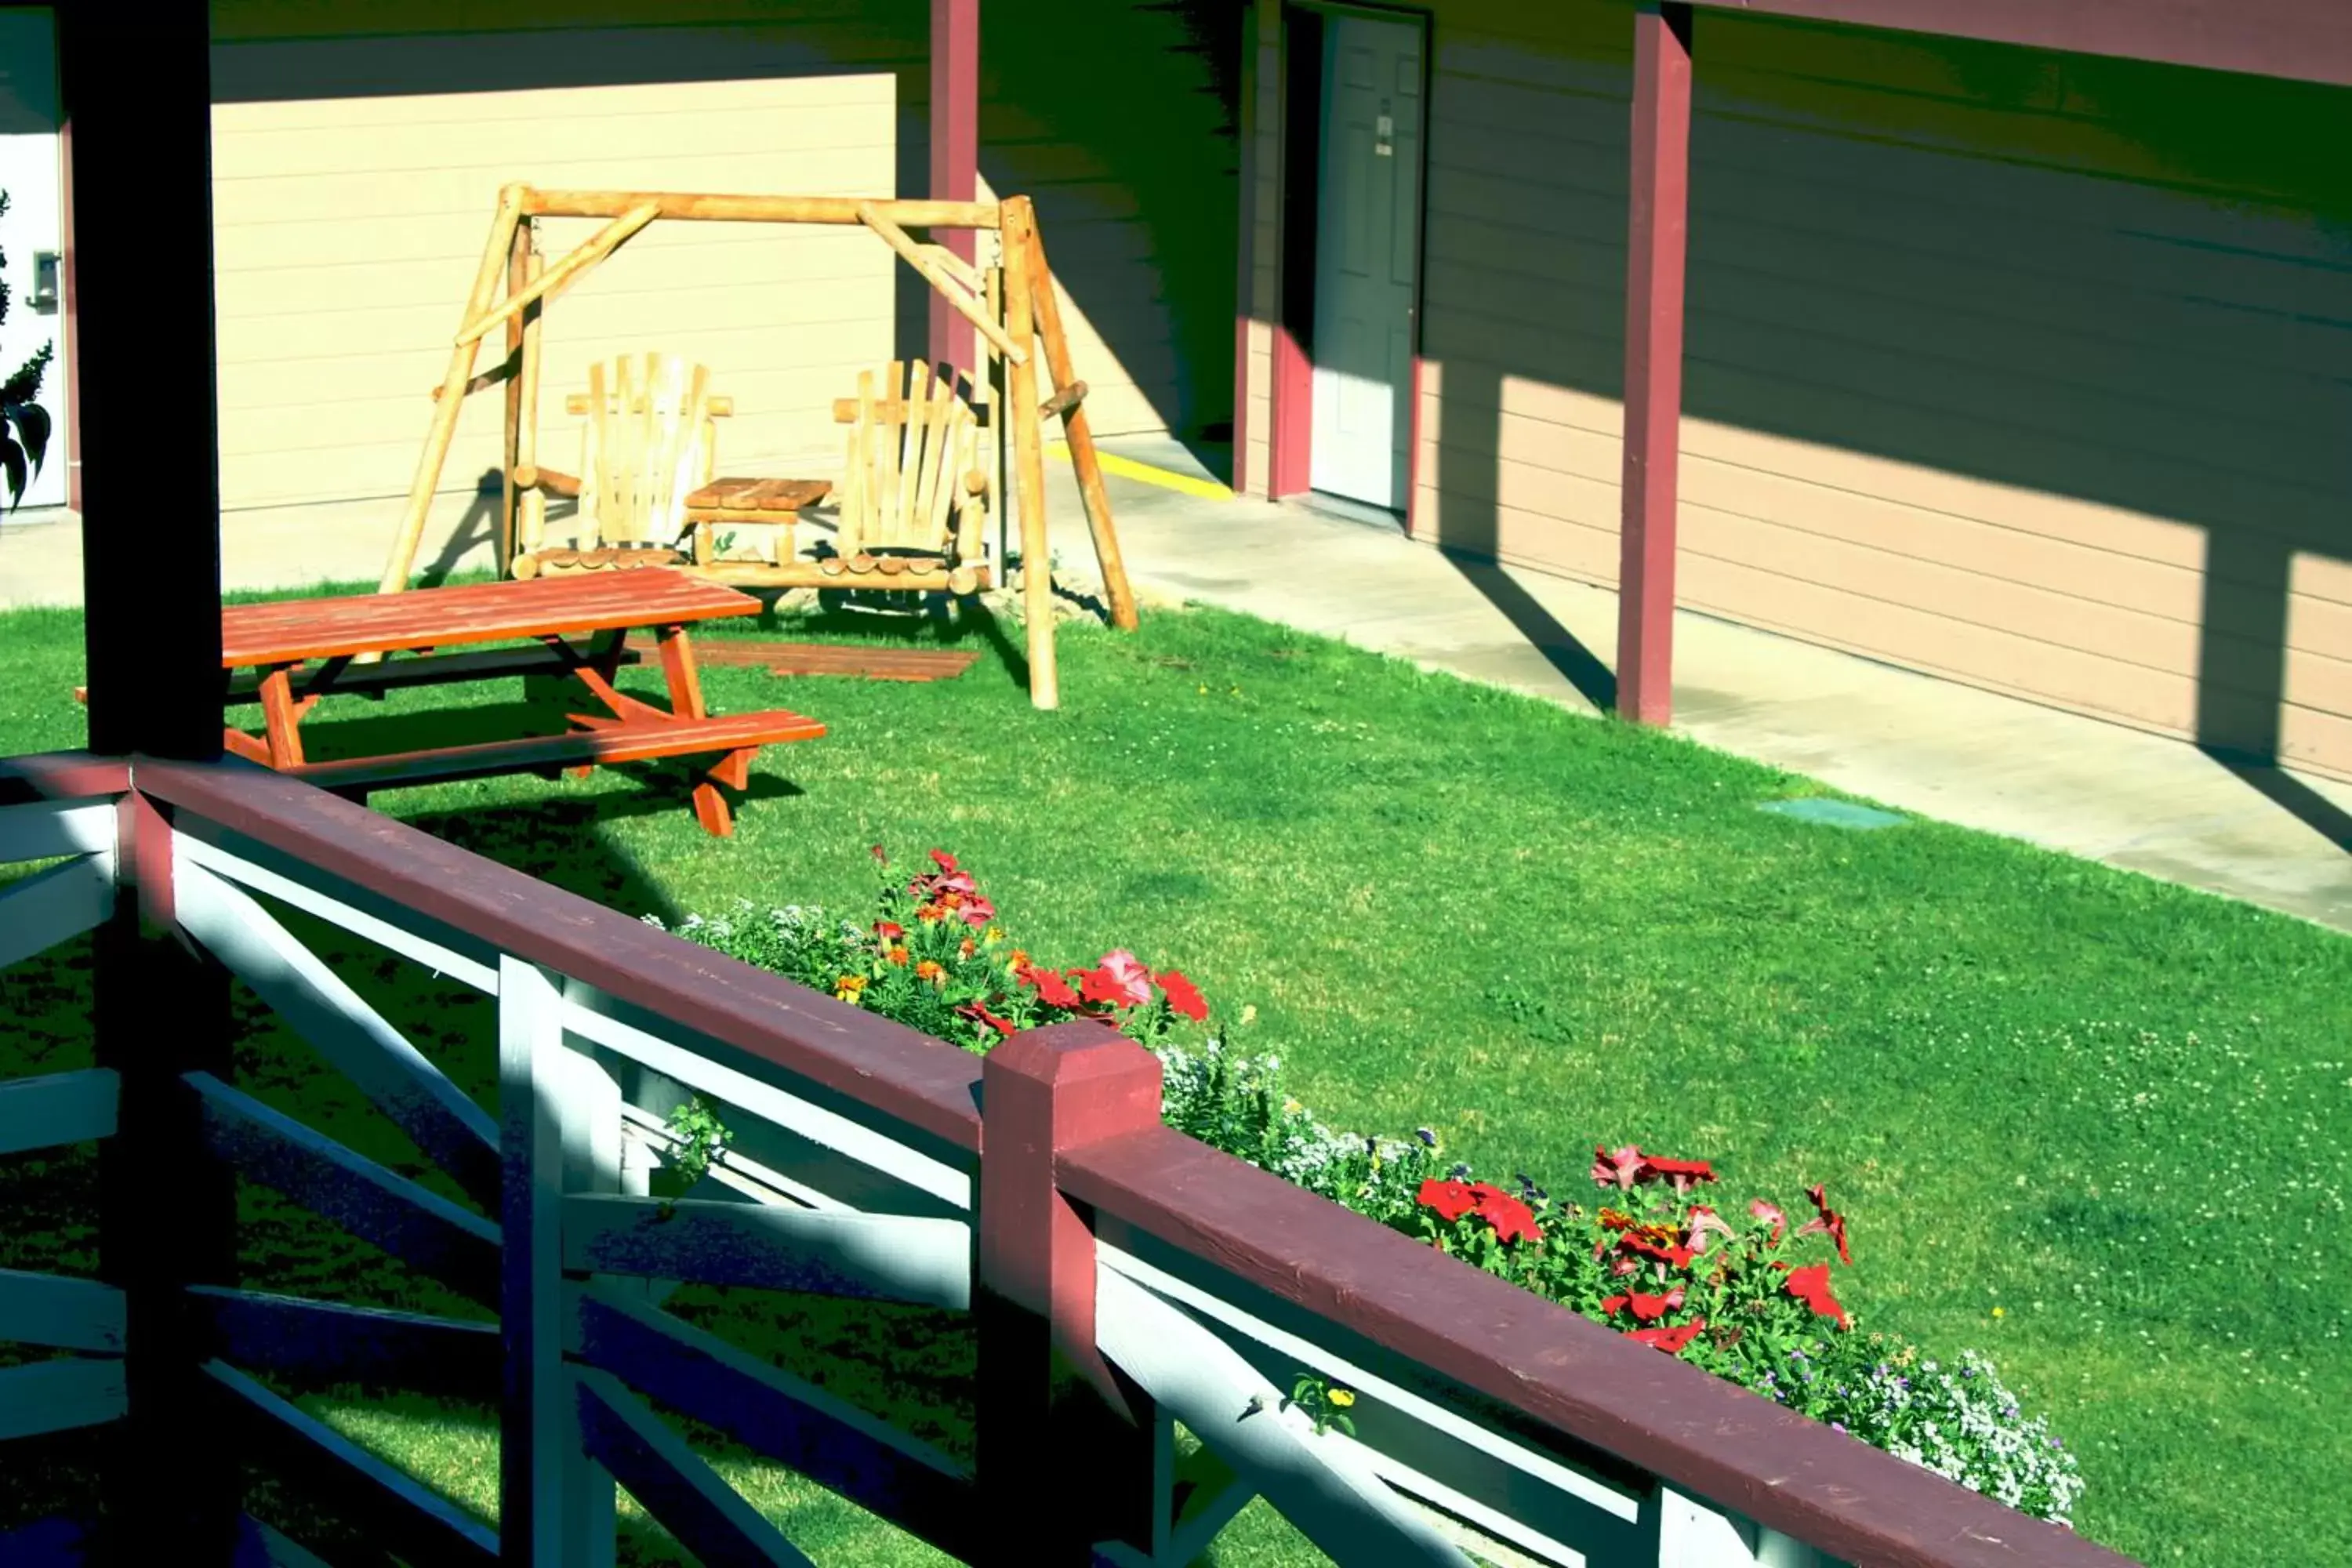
[
  {"xmin": 654, "ymin": 1096, "xmax": 732, "ymax": 1219},
  {"xmin": 1280, "ymin": 1373, "xmax": 1358, "ymax": 1438}
]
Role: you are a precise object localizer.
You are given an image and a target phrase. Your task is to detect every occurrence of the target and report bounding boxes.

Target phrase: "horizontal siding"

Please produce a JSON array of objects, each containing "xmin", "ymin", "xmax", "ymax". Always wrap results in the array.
[
  {"xmin": 1395, "ymin": 0, "xmax": 2352, "ymax": 775},
  {"xmin": 209, "ymin": 14, "xmax": 916, "ymax": 512}
]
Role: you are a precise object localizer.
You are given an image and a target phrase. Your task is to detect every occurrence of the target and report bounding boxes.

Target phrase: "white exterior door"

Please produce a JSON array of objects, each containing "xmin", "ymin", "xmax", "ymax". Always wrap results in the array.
[
  {"xmin": 0, "ymin": 5, "xmax": 64, "ymax": 513},
  {"xmin": 1308, "ymin": 13, "xmax": 1421, "ymax": 511}
]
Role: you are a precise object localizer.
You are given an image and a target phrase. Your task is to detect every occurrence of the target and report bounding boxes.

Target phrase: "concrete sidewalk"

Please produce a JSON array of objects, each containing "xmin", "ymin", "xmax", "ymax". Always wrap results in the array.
[{"xmin": 7, "ymin": 450, "xmax": 2351, "ymax": 932}]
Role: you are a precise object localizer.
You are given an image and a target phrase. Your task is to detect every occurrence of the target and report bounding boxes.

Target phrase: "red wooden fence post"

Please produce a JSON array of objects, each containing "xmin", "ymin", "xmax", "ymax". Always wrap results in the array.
[
  {"xmin": 977, "ymin": 1022, "xmax": 1169, "ymax": 1563},
  {"xmin": 1616, "ymin": 1, "xmax": 1693, "ymax": 728}
]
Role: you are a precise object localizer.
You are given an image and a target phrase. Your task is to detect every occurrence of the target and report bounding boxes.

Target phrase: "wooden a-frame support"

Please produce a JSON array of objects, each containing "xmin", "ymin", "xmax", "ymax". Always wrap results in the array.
[{"xmin": 378, "ymin": 184, "xmax": 1140, "ymax": 711}]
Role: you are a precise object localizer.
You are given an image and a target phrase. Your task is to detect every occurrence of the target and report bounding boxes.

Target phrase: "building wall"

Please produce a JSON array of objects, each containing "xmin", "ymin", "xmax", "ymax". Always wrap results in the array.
[
  {"xmin": 982, "ymin": 0, "xmax": 1241, "ymax": 443},
  {"xmin": 1244, "ymin": 0, "xmax": 2352, "ymax": 779},
  {"xmin": 203, "ymin": 0, "xmax": 1237, "ymax": 524}
]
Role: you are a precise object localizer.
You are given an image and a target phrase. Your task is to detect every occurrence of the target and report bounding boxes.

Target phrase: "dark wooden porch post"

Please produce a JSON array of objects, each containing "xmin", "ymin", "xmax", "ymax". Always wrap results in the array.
[
  {"xmin": 58, "ymin": 6, "xmax": 239, "ymax": 1563},
  {"xmin": 1615, "ymin": 1, "xmax": 1693, "ymax": 728},
  {"xmin": 65, "ymin": 1, "xmax": 224, "ymax": 761},
  {"xmin": 931, "ymin": 0, "xmax": 980, "ymax": 382}
]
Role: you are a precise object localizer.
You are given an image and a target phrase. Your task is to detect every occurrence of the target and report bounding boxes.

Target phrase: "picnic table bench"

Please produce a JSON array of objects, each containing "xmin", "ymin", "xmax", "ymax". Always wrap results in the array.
[{"xmin": 206, "ymin": 572, "xmax": 821, "ymax": 837}]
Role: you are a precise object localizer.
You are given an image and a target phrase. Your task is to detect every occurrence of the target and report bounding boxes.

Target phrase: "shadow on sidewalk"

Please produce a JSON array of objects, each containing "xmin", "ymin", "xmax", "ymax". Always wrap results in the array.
[{"xmin": 1439, "ymin": 547, "xmax": 1618, "ymax": 715}]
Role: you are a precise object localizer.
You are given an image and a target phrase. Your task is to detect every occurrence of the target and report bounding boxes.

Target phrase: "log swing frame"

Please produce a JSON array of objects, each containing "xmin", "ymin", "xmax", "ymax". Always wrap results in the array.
[{"xmin": 377, "ymin": 183, "xmax": 1139, "ymax": 710}]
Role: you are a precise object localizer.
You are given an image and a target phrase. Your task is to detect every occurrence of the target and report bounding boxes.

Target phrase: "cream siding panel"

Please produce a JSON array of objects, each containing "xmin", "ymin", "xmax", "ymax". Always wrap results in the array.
[{"xmin": 207, "ymin": 11, "xmax": 918, "ymax": 514}]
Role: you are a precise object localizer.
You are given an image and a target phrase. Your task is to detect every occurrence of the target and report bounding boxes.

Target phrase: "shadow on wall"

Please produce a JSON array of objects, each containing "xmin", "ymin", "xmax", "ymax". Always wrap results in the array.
[
  {"xmin": 975, "ymin": 0, "xmax": 1243, "ymax": 448},
  {"xmin": 1417, "ymin": 13, "xmax": 2352, "ymax": 793}
]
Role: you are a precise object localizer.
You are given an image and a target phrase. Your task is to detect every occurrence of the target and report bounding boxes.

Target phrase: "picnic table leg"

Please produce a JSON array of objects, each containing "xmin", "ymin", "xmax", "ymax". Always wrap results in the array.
[
  {"xmin": 655, "ymin": 623, "xmax": 735, "ymax": 837},
  {"xmin": 257, "ymin": 665, "xmax": 309, "ymax": 768}
]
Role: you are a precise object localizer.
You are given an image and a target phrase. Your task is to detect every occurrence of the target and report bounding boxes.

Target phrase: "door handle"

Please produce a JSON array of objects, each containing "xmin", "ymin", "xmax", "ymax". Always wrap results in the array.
[{"xmin": 29, "ymin": 251, "xmax": 59, "ymax": 314}]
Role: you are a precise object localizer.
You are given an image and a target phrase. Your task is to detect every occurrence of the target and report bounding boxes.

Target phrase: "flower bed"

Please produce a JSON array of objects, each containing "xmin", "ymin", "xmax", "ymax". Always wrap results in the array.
[{"xmin": 645, "ymin": 848, "xmax": 2085, "ymax": 1526}]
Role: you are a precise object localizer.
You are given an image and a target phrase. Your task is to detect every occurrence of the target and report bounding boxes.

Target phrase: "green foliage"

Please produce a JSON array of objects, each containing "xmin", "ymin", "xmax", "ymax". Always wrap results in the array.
[
  {"xmin": 1278, "ymin": 1374, "xmax": 1356, "ymax": 1439},
  {"xmin": 0, "ymin": 187, "xmax": 52, "ymax": 510},
  {"xmin": 662, "ymin": 1096, "xmax": 734, "ymax": 1189}
]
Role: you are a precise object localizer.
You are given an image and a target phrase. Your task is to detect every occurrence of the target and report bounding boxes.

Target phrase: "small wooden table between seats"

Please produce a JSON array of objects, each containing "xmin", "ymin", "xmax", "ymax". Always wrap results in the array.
[
  {"xmin": 682, "ymin": 477, "xmax": 833, "ymax": 580},
  {"xmin": 212, "ymin": 572, "xmax": 822, "ymax": 837}
]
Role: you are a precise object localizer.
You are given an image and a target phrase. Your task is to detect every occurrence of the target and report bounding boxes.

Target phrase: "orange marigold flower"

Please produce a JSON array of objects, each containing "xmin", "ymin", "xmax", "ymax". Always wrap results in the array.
[
  {"xmin": 1007, "ymin": 949, "xmax": 1031, "ymax": 969},
  {"xmin": 960, "ymin": 938, "xmax": 978, "ymax": 959},
  {"xmin": 887, "ymin": 946, "xmax": 910, "ymax": 966},
  {"xmin": 915, "ymin": 960, "xmax": 946, "ymax": 983}
]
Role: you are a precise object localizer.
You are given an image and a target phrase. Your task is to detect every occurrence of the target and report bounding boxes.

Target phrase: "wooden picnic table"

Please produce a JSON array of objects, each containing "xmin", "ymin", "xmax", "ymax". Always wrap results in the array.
[{"xmin": 212, "ymin": 572, "xmax": 823, "ymax": 837}]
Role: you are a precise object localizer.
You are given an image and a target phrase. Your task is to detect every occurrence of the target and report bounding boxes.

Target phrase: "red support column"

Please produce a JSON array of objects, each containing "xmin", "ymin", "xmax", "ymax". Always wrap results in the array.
[
  {"xmin": 1615, "ymin": 2, "xmax": 1693, "ymax": 728},
  {"xmin": 930, "ymin": 0, "xmax": 980, "ymax": 383},
  {"xmin": 976, "ymin": 1022, "xmax": 1169, "ymax": 1563},
  {"xmin": 1230, "ymin": 2, "xmax": 1260, "ymax": 497}
]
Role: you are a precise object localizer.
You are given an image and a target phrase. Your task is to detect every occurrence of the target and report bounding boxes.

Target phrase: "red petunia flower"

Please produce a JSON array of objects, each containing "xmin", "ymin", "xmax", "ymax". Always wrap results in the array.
[
  {"xmin": 1465, "ymin": 1183, "xmax": 1543, "ymax": 1244},
  {"xmin": 1796, "ymin": 1184, "xmax": 1853, "ymax": 1266},
  {"xmin": 1599, "ymin": 1287, "xmax": 1686, "ymax": 1323},
  {"xmin": 1076, "ymin": 950, "xmax": 1155, "ymax": 1008},
  {"xmin": 1684, "ymin": 1206, "xmax": 1736, "ymax": 1254},
  {"xmin": 1593, "ymin": 1145, "xmax": 1648, "ymax": 1191},
  {"xmin": 1624, "ymin": 1320, "xmax": 1706, "ymax": 1354},
  {"xmin": 1641, "ymin": 1156, "xmax": 1718, "ymax": 1193},
  {"xmin": 1417, "ymin": 1178, "xmax": 1479, "ymax": 1223},
  {"xmin": 955, "ymin": 1001, "xmax": 1018, "ymax": 1037},
  {"xmin": 957, "ymin": 894, "xmax": 996, "ymax": 930},
  {"xmin": 875, "ymin": 921, "xmax": 905, "ymax": 942},
  {"xmin": 1783, "ymin": 1263, "xmax": 1849, "ymax": 1328},
  {"xmin": 928, "ymin": 849, "xmax": 960, "ymax": 874},
  {"xmin": 1617, "ymin": 1234, "xmax": 1697, "ymax": 1269},
  {"xmin": 1156, "ymin": 970, "xmax": 1210, "ymax": 1022},
  {"xmin": 1022, "ymin": 966, "xmax": 1081, "ymax": 1010},
  {"xmin": 1750, "ymin": 1199, "xmax": 1787, "ymax": 1246}
]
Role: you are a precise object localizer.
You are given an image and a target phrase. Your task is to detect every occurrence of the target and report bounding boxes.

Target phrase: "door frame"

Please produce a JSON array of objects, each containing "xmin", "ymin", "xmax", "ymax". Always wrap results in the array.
[{"xmin": 1266, "ymin": 0, "xmax": 1431, "ymax": 521}]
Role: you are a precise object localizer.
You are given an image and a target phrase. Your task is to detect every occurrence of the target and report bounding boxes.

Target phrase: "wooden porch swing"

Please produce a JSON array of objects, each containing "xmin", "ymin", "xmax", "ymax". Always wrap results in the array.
[{"xmin": 378, "ymin": 185, "xmax": 1139, "ymax": 710}]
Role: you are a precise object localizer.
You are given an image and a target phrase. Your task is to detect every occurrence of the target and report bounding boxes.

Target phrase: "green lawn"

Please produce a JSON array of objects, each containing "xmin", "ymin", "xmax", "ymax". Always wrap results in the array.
[{"xmin": 2, "ymin": 586, "xmax": 2346, "ymax": 1566}]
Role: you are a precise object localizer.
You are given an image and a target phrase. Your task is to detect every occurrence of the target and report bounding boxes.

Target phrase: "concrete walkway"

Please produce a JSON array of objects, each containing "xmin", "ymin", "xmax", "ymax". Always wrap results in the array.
[{"xmin": 7, "ymin": 447, "xmax": 2351, "ymax": 932}]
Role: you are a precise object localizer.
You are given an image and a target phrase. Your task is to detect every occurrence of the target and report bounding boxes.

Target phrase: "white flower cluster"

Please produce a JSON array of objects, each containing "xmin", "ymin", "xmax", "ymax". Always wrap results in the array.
[
  {"xmin": 1846, "ymin": 1350, "xmax": 2085, "ymax": 1525},
  {"xmin": 1149, "ymin": 1039, "xmax": 1435, "ymax": 1220}
]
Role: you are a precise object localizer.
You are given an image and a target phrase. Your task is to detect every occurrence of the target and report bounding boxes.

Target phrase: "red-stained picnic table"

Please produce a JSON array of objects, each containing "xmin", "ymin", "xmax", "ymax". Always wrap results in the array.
[{"xmin": 211, "ymin": 572, "xmax": 822, "ymax": 837}]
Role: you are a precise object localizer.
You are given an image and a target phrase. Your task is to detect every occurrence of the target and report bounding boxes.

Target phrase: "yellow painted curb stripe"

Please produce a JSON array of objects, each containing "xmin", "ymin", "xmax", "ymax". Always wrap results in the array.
[{"xmin": 1048, "ymin": 441, "xmax": 1234, "ymax": 502}]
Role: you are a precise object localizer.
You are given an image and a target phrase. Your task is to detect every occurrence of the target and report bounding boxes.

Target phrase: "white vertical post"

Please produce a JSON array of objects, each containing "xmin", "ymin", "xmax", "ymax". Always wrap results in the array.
[
  {"xmin": 1650, "ymin": 1486, "xmax": 1835, "ymax": 1568},
  {"xmin": 500, "ymin": 956, "xmax": 615, "ymax": 1567},
  {"xmin": 557, "ymin": 1043, "xmax": 623, "ymax": 1568}
]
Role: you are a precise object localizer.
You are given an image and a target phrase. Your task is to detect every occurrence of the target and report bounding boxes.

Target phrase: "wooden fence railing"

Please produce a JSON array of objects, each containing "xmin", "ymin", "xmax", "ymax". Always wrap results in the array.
[{"xmin": 0, "ymin": 752, "xmax": 2139, "ymax": 1567}]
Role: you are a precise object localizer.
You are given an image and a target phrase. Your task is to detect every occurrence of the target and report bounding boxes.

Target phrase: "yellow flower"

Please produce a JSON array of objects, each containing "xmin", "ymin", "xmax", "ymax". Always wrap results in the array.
[
  {"xmin": 985, "ymin": 925, "xmax": 1004, "ymax": 943},
  {"xmin": 834, "ymin": 975, "xmax": 868, "ymax": 1004},
  {"xmin": 1991, "ymin": 1305, "xmax": 2005, "ymax": 1319},
  {"xmin": 1327, "ymin": 1388, "xmax": 1356, "ymax": 1409}
]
